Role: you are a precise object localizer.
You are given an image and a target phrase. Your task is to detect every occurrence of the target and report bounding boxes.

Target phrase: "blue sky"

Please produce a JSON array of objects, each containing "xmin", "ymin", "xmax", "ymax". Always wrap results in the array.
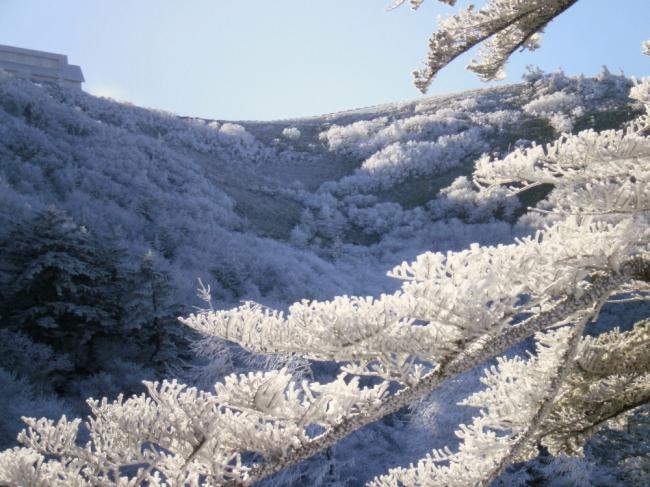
[{"xmin": 1, "ymin": 0, "xmax": 648, "ymax": 120}]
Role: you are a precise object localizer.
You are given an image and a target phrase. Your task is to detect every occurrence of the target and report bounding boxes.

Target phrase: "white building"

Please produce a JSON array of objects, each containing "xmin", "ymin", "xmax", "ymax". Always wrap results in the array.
[{"xmin": 0, "ymin": 44, "xmax": 84, "ymax": 90}]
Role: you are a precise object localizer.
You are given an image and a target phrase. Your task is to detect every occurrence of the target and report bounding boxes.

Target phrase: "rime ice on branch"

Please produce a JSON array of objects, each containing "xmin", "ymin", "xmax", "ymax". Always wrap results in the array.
[{"xmin": 393, "ymin": 0, "xmax": 580, "ymax": 92}]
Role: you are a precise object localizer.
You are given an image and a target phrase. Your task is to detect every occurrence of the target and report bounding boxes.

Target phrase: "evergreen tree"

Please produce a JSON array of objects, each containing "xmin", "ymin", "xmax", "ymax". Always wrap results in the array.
[{"xmin": 0, "ymin": 207, "xmax": 119, "ymax": 375}]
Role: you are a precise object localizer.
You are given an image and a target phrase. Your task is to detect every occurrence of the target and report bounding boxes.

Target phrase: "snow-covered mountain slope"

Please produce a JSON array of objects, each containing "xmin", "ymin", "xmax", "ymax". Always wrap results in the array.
[
  {"xmin": 0, "ymin": 68, "xmax": 647, "ymax": 481},
  {"xmin": 0, "ymin": 68, "xmax": 640, "ymax": 309}
]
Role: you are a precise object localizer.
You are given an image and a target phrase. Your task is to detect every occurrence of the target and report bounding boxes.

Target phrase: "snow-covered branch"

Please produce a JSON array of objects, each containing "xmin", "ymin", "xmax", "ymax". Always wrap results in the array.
[
  {"xmin": 371, "ymin": 314, "xmax": 650, "ymax": 486},
  {"xmin": 371, "ymin": 320, "xmax": 589, "ymax": 487},
  {"xmin": 473, "ymin": 123, "xmax": 650, "ymax": 217},
  {"xmin": 232, "ymin": 256, "xmax": 650, "ymax": 486},
  {"xmin": 398, "ymin": 0, "xmax": 579, "ymax": 92}
]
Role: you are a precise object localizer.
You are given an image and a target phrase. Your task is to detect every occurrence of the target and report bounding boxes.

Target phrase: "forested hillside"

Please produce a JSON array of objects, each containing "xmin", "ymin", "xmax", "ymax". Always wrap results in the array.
[{"xmin": 0, "ymin": 67, "xmax": 646, "ymax": 485}]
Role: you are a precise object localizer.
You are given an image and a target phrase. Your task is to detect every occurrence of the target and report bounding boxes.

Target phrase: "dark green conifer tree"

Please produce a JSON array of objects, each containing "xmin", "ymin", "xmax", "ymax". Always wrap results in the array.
[{"xmin": 0, "ymin": 207, "xmax": 119, "ymax": 376}]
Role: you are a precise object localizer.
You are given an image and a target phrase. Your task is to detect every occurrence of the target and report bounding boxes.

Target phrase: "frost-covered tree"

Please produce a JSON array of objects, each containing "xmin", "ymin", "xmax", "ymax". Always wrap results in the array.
[
  {"xmin": 0, "ymin": 207, "xmax": 120, "ymax": 376},
  {"xmin": 0, "ymin": 3, "xmax": 649, "ymax": 486},
  {"xmin": 121, "ymin": 250, "xmax": 181, "ymax": 367}
]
